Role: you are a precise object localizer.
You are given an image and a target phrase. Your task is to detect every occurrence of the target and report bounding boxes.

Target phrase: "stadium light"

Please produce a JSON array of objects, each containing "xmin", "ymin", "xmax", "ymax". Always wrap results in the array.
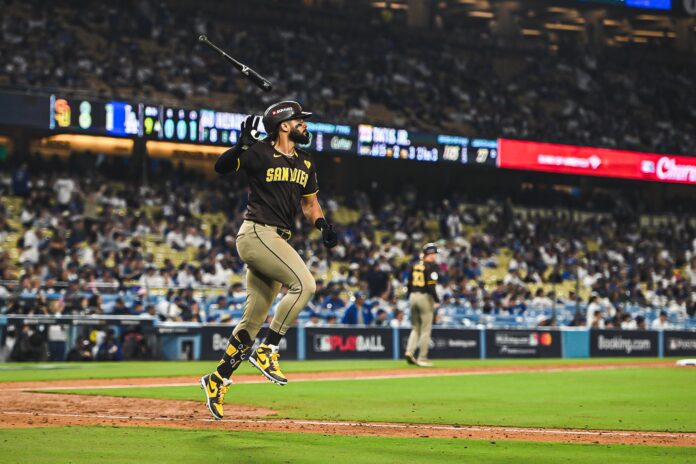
[
  {"xmin": 544, "ymin": 23, "xmax": 585, "ymax": 31},
  {"xmin": 633, "ymin": 29, "xmax": 668, "ymax": 37},
  {"xmin": 468, "ymin": 11, "xmax": 494, "ymax": 18}
]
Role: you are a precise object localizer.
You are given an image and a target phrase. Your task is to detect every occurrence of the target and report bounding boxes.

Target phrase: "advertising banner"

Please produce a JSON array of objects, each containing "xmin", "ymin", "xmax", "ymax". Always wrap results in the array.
[
  {"xmin": 590, "ymin": 329, "xmax": 659, "ymax": 357},
  {"xmin": 486, "ymin": 329, "xmax": 562, "ymax": 358},
  {"xmin": 498, "ymin": 139, "xmax": 696, "ymax": 185},
  {"xmin": 663, "ymin": 330, "xmax": 696, "ymax": 357},
  {"xmin": 305, "ymin": 327, "xmax": 393, "ymax": 360},
  {"xmin": 399, "ymin": 328, "xmax": 480, "ymax": 359},
  {"xmin": 5, "ymin": 316, "xmax": 154, "ymax": 328},
  {"xmin": 200, "ymin": 325, "xmax": 298, "ymax": 361}
]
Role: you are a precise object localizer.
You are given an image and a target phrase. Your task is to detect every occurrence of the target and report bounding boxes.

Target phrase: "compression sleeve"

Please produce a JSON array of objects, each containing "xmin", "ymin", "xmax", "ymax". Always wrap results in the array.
[{"xmin": 214, "ymin": 144, "xmax": 245, "ymax": 174}]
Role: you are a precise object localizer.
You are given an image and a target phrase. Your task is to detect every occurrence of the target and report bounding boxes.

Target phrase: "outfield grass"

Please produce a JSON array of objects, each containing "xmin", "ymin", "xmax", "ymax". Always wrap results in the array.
[
  {"xmin": 0, "ymin": 357, "xmax": 678, "ymax": 382},
  {"xmin": 52, "ymin": 367, "xmax": 696, "ymax": 432},
  {"xmin": 0, "ymin": 427, "xmax": 693, "ymax": 464}
]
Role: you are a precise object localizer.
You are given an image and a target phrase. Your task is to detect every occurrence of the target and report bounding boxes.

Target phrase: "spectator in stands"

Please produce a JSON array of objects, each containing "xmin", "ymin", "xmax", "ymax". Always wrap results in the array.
[
  {"xmin": 621, "ymin": 313, "xmax": 637, "ymax": 330},
  {"xmin": 304, "ymin": 311, "xmax": 324, "ymax": 327},
  {"xmin": 228, "ymin": 282, "xmax": 245, "ymax": 300},
  {"xmin": 86, "ymin": 294, "xmax": 104, "ymax": 315},
  {"xmin": 530, "ymin": 288, "xmax": 553, "ymax": 310},
  {"xmin": 322, "ymin": 286, "xmax": 346, "ymax": 311},
  {"xmin": 111, "ymin": 298, "xmax": 131, "ymax": 316},
  {"xmin": 11, "ymin": 163, "xmax": 29, "ymax": 198},
  {"xmin": 139, "ymin": 265, "xmax": 165, "ymax": 289},
  {"xmin": 590, "ymin": 310, "xmax": 605, "ymax": 329},
  {"xmin": 390, "ymin": 309, "xmax": 408, "ymax": 328},
  {"xmin": 325, "ymin": 312, "xmax": 338, "ymax": 326},
  {"xmin": 341, "ymin": 292, "xmax": 372, "ymax": 325},
  {"xmin": 131, "ymin": 300, "xmax": 145, "ymax": 316},
  {"xmin": 635, "ymin": 315, "xmax": 647, "ymax": 330},
  {"xmin": 53, "ymin": 174, "xmax": 76, "ymax": 212},
  {"xmin": 0, "ymin": 216, "xmax": 15, "ymax": 244},
  {"xmin": 586, "ymin": 295, "xmax": 601, "ymax": 324},
  {"xmin": 373, "ymin": 308, "xmax": 389, "ymax": 327},
  {"xmin": 181, "ymin": 301, "xmax": 205, "ymax": 322},
  {"xmin": 651, "ymin": 310, "xmax": 672, "ymax": 330},
  {"xmin": 365, "ymin": 262, "xmax": 390, "ymax": 299},
  {"xmin": 144, "ymin": 304, "xmax": 165, "ymax": 321},
  {"xmin": 1, "ymin": 151, "xmax": 695, "ymax": 331},
  {"xmin": 166, "ymin": 225, "xmax": 186, "ymax": 251}
]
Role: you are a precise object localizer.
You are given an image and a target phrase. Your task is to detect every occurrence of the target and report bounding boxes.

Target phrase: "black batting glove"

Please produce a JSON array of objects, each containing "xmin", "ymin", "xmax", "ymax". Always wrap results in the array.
[
  {"xmin": 239, "ymin": 115, "xmax": 263, "ymax": 149},
  {"xmin": 315, "ymin": 218, "xmax": 338, "ymax": 249}
]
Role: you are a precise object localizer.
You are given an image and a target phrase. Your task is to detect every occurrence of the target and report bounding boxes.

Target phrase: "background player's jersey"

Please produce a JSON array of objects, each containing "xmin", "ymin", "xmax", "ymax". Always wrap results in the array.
[
  {"xmin": 237, "ymin": 141, "xmax": 319, "ymax": 230},
  {"xmin": 407, "ymin": 261, "xmax": 440, "ymax": 303}
]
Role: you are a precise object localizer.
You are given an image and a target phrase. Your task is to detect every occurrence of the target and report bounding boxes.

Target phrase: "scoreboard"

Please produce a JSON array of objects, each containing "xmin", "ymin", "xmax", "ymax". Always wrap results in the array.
[
  {"xmin": 0, "ymin": 92, "xmax": 500, "ymax": 169},
  {"xmin": 306, "ymin": 122, "xmax": 353, "ymax": 153},
  {"xmin": 357, "ymin": 124, "xmax": 497, "ymax": 167},
  {"xmin": 1, "ymin": 91, "xmax": 692, "ymax": 185},
  {"xmin": 50, "ymin": 95, "xmax": 107, "ymax": 133},
  {"xmin": 49, "ymin": 96, "xmax": 138, "ymax": 137},
  {"xmin": 142, "ymin": 106, "xmax": 200, "ymax": 143},
  {"xmin": 105, "ymin": 101, "xmax": 139, "ymax": 136},
  {"xmin": 358, "ymin": 124, "xmax": 438, "ymax": 162},
  {"xmin": 198, "ymin": 109, "xmax": 246, "ymax": 145},
  {"xmin": 468, "ymin": 139, "xmax": 498, "ymax": 166}
]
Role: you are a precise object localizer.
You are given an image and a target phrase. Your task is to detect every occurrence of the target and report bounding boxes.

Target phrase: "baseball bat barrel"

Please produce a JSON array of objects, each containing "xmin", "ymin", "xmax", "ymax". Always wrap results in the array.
[{"xmin": 198, "ymin": 35, "xmax": 273, "ymax": 92}]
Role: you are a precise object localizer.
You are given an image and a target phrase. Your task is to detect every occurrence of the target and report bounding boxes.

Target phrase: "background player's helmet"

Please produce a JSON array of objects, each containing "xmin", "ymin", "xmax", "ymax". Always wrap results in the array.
[
  {"xmin": 422, "ymin": 243, "xmax": 438, "ymax": 255},
  {"xmin": 262, "ymin": 101, "xmax": 312, "ymax": 133}
]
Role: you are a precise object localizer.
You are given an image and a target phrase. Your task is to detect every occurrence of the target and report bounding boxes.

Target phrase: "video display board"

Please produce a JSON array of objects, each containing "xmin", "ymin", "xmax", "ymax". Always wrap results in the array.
[
  {"xmin": 498, "ymin": 139, "xmax": 696, "ymax": 185},
  {"xmin": 357, "ymin": 125, "xmax": 498, "ymax": 166},
  {"xmin": 2, "ymin": 91, "xmax": 693, "ymax": 184},
  {"xmin": 581, "ymin": 0, "xmax": 671, "ymax": 9},
  {"xmin": 50, "ymin": 95, "xmax": 107, "ymax": 133}
]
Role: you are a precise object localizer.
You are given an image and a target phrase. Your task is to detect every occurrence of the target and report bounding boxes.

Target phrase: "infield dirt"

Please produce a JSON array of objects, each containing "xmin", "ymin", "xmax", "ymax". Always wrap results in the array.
[{"xmin": 2, "ymin": 361, "xmax": 693, "ymax": 447}]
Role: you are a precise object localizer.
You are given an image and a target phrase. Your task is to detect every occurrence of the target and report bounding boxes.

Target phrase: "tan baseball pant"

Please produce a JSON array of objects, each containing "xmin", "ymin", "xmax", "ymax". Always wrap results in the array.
[
  {"xmin": 405, "ymin": 292, "xmax": 434, "ymax": 361},
  {"xmin": 233, "ymin": 220, "xmax": 316, "ymax": 339}
]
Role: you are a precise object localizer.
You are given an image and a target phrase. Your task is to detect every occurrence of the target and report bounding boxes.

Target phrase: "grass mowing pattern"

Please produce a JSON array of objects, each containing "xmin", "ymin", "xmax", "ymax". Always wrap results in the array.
[
  {"xmin": 0, "ymin": 427, "xmax": 694, "ymax": 464},
  {"xmin": 53, "ymin": 367, "xmax": 696, "ymax": 432},
  {"xmin": 0, "ymin": 358, "xmax": 678, "ymax": 383}
]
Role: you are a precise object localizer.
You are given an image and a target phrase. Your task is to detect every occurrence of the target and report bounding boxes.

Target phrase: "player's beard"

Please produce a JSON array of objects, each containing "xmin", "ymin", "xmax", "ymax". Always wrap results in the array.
[{"xmin": 289, "ymin": 127, "xmax": 311, "ymax": 145}]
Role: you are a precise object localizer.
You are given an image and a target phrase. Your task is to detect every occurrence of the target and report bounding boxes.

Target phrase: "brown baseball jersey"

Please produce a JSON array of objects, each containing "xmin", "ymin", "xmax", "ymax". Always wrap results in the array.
[
  {"xmin": 235, "ymin": 141, "xmax": 319, "ymax": 230},
  {"xmin": 407, "ymin": 261, "xmax": 440, "ymax": 303}
]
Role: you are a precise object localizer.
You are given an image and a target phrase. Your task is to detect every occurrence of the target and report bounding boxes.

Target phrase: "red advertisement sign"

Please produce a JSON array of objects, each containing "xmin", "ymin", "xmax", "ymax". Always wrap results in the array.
[{"xmin": 498, "ymin": 139, "xmax": 696, "ymax": 185}]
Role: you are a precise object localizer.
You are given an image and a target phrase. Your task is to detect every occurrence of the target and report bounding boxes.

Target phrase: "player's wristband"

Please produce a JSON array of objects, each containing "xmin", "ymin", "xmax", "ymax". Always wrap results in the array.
[{"xmin": 315, "ymin": 218, "xmax": 329, "ymax": 231}]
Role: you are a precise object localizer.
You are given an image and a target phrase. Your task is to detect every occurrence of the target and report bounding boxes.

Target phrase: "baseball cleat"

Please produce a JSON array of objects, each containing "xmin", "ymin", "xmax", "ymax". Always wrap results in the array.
[
  {"xmin": 405, "ymin": 352, "xmax": 418, "ymax": 366},
  {"xmin": 200, "ymin": 371, "xmax": 232, "ymax": 420},
  {"xmin": 416, "ymin": 359, "xmax": 433, "ymax": 367},
  {"xmin": 249, "ymin": 343, "xmax": 287, "ymax": 385}
]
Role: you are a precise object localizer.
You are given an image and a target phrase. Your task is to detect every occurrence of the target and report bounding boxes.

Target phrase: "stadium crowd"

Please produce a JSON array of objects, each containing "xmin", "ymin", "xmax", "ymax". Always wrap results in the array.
[
  {"xmin": 1, "ymin": 155, "xmax": 695, "ymax": 333},
  {"xmin": 1, "ymin": 0, "xmax": 695, "ymax": 156}
]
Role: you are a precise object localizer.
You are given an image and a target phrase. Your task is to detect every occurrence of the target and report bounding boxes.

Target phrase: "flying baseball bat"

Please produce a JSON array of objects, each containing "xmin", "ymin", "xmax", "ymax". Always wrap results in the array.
[{"xmin": 198, "ymin": 34, "xmax": 273, "ymax": 92}]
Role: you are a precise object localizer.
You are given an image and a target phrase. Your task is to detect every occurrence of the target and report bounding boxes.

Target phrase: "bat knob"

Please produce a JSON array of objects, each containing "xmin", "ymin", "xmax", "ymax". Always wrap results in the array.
[{"xmin": 198, "ymin": 34, "xmax": 208, "ymax": 43}]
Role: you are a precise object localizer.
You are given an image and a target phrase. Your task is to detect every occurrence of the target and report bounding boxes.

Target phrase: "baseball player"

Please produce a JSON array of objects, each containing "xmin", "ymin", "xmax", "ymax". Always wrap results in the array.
[
  {"xmin": 201, "ymin": 101, "xmax": 338, "ymax": 420},
  {"xmin": 404, "ymin": 243, "xmax": 440, "ymax": 367}
]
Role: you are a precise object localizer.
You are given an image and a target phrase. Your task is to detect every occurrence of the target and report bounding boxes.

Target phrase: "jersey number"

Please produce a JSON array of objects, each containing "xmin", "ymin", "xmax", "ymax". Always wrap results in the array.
[{"xmin": 412, "ymin": 271, "xmax": 425, "ymax": 287}]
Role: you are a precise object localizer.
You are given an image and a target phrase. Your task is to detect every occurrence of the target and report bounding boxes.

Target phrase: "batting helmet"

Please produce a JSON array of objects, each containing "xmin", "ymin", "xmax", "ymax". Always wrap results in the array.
[
  {"xmin": 262, "ymin": 101, "xmax": 312, "ymax": 133},
  {"xmin": 422, "ymin": 243, "xmax": 438, "ymax": 255}
]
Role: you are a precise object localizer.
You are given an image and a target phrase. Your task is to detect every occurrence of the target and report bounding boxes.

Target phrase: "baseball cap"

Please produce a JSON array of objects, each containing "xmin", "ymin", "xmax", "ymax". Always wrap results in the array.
[
  {"xmin": 262, "ymin": 101, "xmax": 312, "ymax": 132},
  {"xmin": 422, "ymin": 243, "xmax": 438, "ymax": 255}
]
